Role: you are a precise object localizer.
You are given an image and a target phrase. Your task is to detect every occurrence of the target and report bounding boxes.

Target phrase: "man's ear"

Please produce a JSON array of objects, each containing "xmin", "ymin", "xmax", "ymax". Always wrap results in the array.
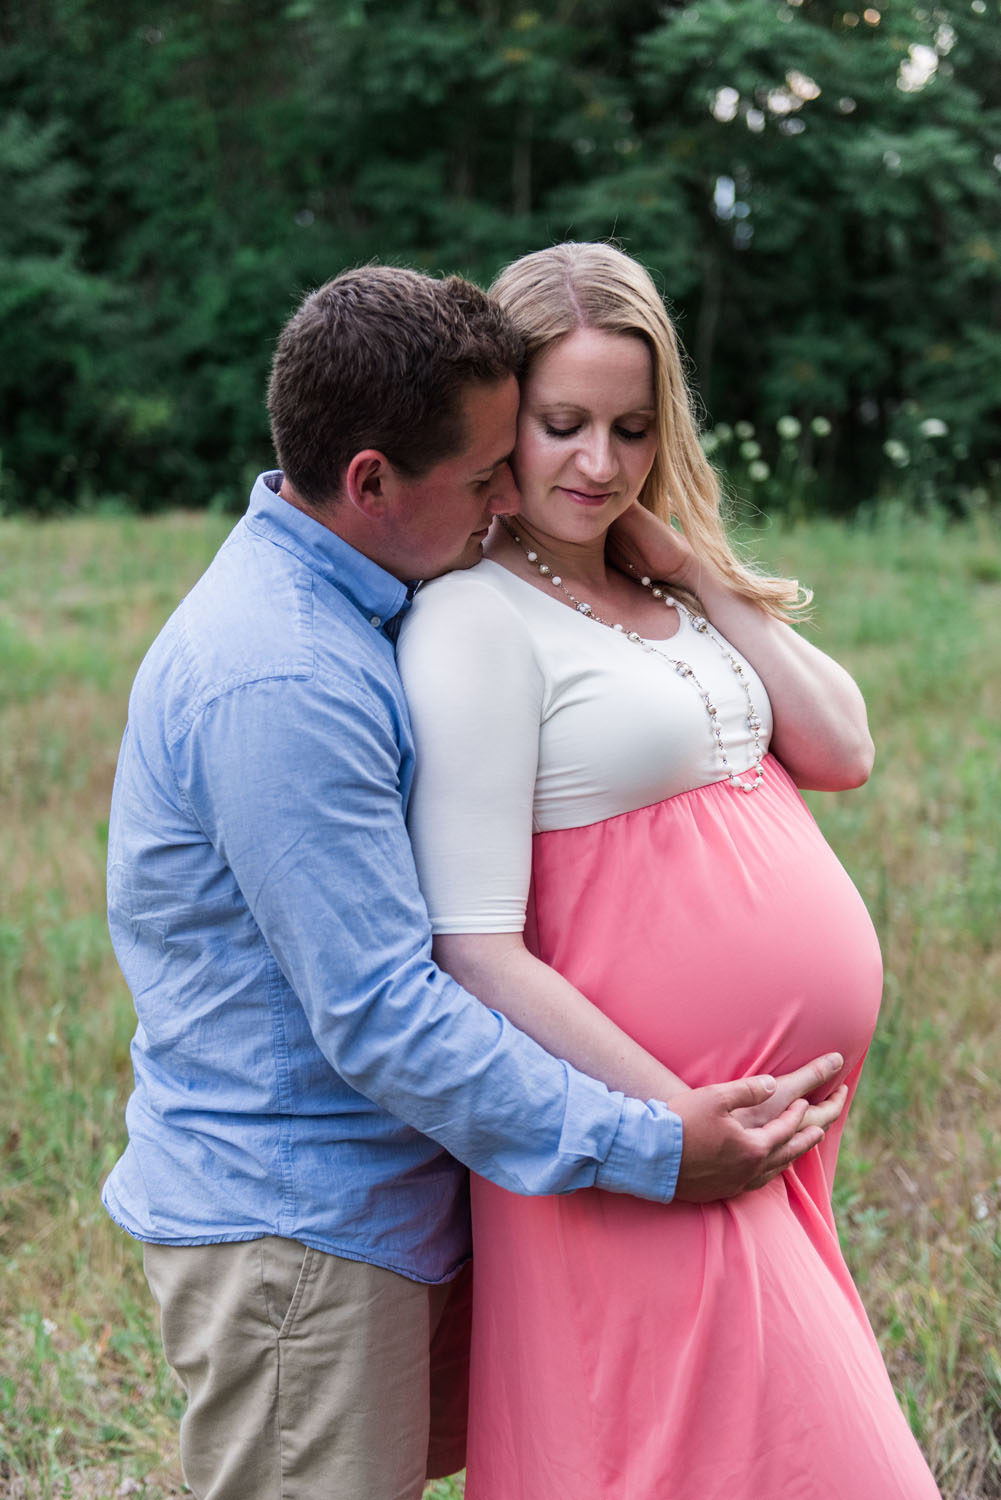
[{"xmin": 343, "ymin": 450, "xmax": 398, "ymax": 518}]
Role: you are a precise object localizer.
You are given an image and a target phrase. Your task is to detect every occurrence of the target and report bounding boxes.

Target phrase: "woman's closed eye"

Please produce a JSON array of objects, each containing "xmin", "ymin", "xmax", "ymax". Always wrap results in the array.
[{"xmin": 544, "ymin": 422, "xmax": 651, "ymax": 442}]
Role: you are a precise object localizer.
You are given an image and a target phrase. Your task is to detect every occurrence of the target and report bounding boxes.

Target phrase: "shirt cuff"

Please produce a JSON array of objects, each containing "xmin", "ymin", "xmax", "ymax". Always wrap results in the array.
[{"xmin": 594, "ymin": 1095, "xmax": 684, "ymax": 1204}]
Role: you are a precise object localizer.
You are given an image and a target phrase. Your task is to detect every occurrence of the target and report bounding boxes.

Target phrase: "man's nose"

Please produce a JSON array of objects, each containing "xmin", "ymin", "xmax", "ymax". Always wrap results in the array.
[{"xmin": 489, "ymin": 463, "xmax": 521, "ymax": 516}]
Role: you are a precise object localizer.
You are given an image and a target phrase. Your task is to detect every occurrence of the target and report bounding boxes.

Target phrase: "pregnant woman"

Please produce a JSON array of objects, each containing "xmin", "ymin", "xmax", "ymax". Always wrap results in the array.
[{"xmin": 397, "ymin": 242, "xmax": 940, "ymax": 1498}]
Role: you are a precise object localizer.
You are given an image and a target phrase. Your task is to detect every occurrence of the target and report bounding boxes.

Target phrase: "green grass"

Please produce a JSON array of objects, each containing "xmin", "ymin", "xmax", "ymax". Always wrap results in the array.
[{"xmin": 1, "ymin": 507, "xmax": 999, "ymax": 1498}]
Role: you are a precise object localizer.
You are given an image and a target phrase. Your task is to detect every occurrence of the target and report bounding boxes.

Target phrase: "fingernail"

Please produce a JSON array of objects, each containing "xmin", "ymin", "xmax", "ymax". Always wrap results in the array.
[
  {"xmin": 828, "ymin": 1053, "xmax": 843, "ymax": 1068},
  {"xmin": 761, "ymin": 1075, "xmax": 776, "ymax": 1092}
]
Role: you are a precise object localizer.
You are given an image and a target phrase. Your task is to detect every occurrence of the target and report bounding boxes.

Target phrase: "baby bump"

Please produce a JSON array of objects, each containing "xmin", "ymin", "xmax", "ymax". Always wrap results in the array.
[{"xmin": 526, "ymin": 759, "xmax": 882, "ymax": 1087}]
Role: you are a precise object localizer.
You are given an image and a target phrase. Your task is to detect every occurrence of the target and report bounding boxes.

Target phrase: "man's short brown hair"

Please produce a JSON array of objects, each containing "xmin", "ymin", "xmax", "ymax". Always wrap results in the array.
[{"xmin": 267, "ymin": 265, "xmax": 523, "ymax": 509}]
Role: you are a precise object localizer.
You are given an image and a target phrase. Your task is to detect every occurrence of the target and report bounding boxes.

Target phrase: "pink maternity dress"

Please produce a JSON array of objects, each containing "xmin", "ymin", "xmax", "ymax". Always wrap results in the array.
[{"xmin": 397, "ymin": 560, "xmax": 940, "ymax": 1500}]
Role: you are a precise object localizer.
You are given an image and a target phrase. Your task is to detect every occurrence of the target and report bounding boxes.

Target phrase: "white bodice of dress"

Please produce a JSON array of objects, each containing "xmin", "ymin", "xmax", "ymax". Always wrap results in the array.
[{"xmin": 396, "ymin": 559, "xmax": 773, "ymax": 932}]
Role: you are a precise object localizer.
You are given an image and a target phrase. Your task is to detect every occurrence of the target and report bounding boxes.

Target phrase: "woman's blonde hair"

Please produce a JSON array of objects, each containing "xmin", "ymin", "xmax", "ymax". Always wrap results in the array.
[{"xmin": 490, "ymin": 242, "xmax": 808, "ymax": 619}]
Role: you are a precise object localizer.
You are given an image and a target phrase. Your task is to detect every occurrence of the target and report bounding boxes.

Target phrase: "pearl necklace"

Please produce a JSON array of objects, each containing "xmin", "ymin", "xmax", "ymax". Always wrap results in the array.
[{"xmin": 501, "ymin": 520, "xmax": 766, "ymax": 793}]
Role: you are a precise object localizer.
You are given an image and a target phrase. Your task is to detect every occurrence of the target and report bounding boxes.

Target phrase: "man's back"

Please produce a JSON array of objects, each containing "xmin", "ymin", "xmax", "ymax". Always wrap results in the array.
[{"xmin": 104, "ymin": 474, "xmax": 471, "ymax": 1277}]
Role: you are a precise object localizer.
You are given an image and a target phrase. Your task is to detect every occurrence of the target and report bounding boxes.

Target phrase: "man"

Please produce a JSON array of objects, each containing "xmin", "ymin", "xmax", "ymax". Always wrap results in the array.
[{"xmin": 103, "ymin": 265, "xmax": 844, "ymax": 1500}]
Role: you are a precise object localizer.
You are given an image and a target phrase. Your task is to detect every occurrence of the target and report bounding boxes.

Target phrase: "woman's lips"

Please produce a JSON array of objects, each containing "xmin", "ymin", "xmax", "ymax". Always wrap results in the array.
[{"xmin": 560, "ymin": 487, "xmax": 614, "ymax": 507}]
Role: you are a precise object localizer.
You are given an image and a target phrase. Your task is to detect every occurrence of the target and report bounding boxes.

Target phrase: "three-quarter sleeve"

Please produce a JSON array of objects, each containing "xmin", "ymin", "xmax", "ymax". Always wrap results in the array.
[{"xmin": 398, "ymin": 571, "xmax": 545, "ymax": 933}]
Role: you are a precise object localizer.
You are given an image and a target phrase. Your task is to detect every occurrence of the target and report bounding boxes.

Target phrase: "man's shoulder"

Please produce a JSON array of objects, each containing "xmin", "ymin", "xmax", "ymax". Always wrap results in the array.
[
  {"xmin": 140, "ymin": 525, "xmax": 311, "ymax": 701},
  {"xmin": 133, "ymin": 522, "xmax": 400, "ymax": 739}
]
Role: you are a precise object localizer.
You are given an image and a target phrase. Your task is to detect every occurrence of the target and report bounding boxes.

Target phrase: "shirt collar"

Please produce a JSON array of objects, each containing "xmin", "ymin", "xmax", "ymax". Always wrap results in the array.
[{"xmin": 245, "ymin": 472, "xmax": 410, "ymax": 628}]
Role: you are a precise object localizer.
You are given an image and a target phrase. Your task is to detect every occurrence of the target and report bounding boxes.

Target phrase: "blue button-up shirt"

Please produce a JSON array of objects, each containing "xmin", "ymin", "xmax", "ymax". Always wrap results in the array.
[{"xmin": 102, "ymin": 473, "xmax": 683, "ymax": 1283}]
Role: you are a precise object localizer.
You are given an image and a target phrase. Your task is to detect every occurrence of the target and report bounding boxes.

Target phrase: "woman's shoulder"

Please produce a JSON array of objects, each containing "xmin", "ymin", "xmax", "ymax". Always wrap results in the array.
[
  {"xmin": 397, "ymin": 559, "xmax": 546, "ymax": 697},
  {"xmin": 405, "ymin": 559, "xmax": 534, "ymax": 631}
]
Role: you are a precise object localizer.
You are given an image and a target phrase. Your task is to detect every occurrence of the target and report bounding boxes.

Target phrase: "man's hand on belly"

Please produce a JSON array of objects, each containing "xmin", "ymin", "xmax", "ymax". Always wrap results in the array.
[{"xmin": 669, "ymin": 1053, "xmax": 846, "ymax": 1203}]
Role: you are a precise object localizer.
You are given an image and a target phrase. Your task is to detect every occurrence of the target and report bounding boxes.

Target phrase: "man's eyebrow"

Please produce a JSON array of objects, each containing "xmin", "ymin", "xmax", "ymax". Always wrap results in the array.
[{"xmin": 471, "ymin": 450, "xmax": 515, "ymax": 478}]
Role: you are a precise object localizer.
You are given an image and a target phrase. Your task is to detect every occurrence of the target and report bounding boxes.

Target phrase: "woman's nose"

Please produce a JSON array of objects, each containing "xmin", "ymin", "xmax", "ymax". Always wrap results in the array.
[{"xmin": 576, "ymin": 433, "xmax": 616, "ymax": 484}]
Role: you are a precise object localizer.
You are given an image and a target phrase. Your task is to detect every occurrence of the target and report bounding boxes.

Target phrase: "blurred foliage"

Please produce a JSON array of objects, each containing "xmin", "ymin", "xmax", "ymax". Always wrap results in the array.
[{"xmin": 0, "ymin": 0, "xmax": 998, "ymax": 512}]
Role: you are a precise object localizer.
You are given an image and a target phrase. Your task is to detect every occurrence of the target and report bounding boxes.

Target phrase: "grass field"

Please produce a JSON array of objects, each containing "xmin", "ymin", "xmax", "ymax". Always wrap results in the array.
[{"xmin": 1, "ymin": 505, "xmax": 999, "ymax": 1499}]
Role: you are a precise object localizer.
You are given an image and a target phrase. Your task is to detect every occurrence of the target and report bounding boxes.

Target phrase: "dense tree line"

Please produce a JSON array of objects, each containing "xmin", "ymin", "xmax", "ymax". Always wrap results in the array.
[{"xmin": 1, "ymin": 0, "xmax": 999, "ymax": 513}]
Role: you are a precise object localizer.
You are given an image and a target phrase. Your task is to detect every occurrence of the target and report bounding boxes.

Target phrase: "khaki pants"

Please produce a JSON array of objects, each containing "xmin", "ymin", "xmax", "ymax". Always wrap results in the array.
[{"xmin": 143, "ymin": 1237, "xmax": 470, "ymax": 1500}]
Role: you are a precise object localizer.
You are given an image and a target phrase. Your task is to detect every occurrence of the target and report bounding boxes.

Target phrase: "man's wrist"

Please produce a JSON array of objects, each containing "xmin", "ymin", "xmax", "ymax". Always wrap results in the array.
[{"xmin": 598, "ymin": 1095, "xmax": 684, "ymax": 1205}]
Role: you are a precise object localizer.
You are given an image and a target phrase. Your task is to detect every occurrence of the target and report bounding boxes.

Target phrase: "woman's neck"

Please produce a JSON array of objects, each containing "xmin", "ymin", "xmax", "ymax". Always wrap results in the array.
[{"xmin": 491, "ymin": 516, "xmax": 612, "ymax": 594}]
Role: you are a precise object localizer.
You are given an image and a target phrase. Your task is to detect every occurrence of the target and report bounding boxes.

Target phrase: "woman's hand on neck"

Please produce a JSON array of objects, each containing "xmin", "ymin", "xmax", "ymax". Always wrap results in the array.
[{"xmin": 606, "ymin": 501, "xmax": 701, "ymax": 595}]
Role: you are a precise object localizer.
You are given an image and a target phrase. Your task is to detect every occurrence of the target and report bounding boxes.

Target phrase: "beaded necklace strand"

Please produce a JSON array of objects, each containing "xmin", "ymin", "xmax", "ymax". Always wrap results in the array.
[{"xmin": 500, "ymin": 519, "xmax": 766, "ymax": 793}]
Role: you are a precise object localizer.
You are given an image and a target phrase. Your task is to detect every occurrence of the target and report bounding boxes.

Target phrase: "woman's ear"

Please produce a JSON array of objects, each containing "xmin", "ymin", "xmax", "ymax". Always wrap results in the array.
[{"xmin": 343, "ymin": 450, "xmax": 396, "ymax": 517}]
